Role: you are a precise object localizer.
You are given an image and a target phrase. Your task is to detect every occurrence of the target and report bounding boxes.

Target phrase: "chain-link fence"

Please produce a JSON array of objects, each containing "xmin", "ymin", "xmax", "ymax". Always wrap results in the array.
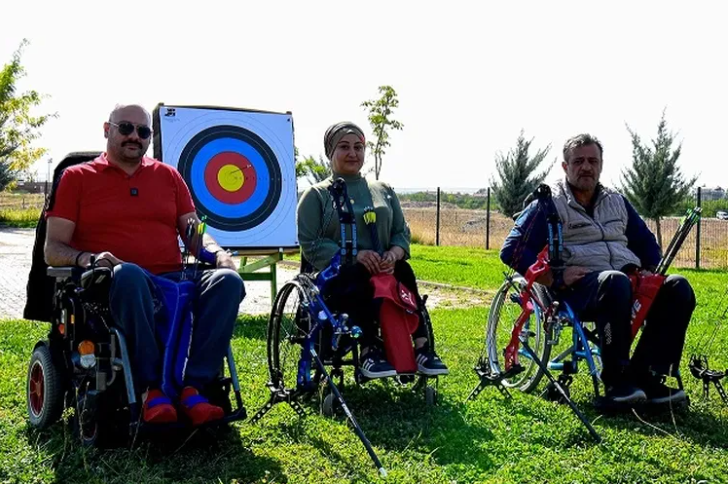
[{"xmin": 400, "ymin": 187, "xmax": 728, "ymax": 270}]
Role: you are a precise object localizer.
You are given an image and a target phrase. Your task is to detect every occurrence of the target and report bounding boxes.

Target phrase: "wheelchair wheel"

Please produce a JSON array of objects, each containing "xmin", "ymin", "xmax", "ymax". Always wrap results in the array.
[
  {"xmin": 484, "ymin": 277, "xmax": 552, "ymax": 393},
  {"xmin": 74, "ymin": 390, "xmax": 100, "ymax": 447},
  {"xmin": 27, "ymin": 344, "xmax": 64, "ymax": 429},
  {"xmin": 267, "ymin": 278, "xmax": 312, "ymax": 394}
]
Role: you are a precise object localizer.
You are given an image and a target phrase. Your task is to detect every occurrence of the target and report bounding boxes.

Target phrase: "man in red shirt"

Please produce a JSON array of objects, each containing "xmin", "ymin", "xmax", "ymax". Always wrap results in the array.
[{"xmin": 45, "ymin": 104, "xmax": 245, "ymax": 426}]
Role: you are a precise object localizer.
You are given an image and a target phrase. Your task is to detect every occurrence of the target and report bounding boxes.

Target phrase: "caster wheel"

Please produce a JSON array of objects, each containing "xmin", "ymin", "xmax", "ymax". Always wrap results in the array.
[
  {"xmin": 321, "ymin": 391, "xmax": 337, "ymax": 417},
  {"xmin": 425, "ymin": 386, "xmax": 438, "ymax": 406},
  {"xmin": 544, "ymin": 381, "xmax": 570, "ymax": 404}
]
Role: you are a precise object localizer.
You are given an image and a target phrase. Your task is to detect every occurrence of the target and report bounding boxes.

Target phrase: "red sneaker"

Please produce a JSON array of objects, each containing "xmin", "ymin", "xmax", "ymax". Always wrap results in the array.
[
  {"xmin": 179, "ymin": 386, "xmax": 225, "ymax": 426},
  {"xmin": 142, "ymin": 389, "xmax": 177, "ymax": 424}
]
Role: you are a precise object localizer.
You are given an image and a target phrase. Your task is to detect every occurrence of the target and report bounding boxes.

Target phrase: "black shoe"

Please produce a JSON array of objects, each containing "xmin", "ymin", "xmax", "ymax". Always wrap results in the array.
[
  {"xmin": 360, "ymin": 349, "xmax": 397, "ymax": 379},
  {"xmin": 639, "ymin": 374, "xmax": 687, "ymax": 405},
  {"xmin": 415, "ymin": 346, "xmax": 449, "ymax": 376},
  {"xmin": 604, "ymin": 383, "xmax": 647, "ymax": 404}
]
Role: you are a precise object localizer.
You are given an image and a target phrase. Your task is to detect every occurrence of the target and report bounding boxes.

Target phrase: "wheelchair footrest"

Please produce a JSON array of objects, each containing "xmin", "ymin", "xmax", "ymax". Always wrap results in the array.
[{"xmin": 130, "ymin": 405, "xmax": 247, "ymax": 435}]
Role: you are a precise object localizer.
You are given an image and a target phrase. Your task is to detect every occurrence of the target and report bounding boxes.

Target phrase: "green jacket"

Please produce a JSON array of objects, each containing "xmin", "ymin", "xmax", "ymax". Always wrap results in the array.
[{"xmin": 297, "ymin": 173, "xmax": 411, "ymax": 271}]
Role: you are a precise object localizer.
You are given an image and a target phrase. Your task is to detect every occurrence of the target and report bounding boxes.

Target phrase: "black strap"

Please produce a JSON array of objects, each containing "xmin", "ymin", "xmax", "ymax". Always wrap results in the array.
[{"xmin": 327, "ymin": 178, "xmax": 358, "ymax": 265}]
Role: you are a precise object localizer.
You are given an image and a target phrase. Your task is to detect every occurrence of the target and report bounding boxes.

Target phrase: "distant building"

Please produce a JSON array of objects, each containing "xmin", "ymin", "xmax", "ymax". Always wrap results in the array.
[
  {"xmin": 698, "ymin": 186, "xmax": 726, "ymax": 201},
  {"xmin": 12, "ymin": 181, "xmax": 47, "ymax": 194}
]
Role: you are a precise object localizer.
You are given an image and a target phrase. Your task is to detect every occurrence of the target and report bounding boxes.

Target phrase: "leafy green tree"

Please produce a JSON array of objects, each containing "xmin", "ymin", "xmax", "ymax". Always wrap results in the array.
[
  {"xmin": 491, "ymin": 130, "xmax": 554, "ymax": 218},
  {"xmin": 0, "ymin": 39, "xmax": 55, "ymax": 191},
  {"xmin": 298, "ymin": 154, "xmax": 331, "ymax": 184},
  {"xmin": 361, "ymin": 85, "xmax": 403, "ymax": 180},
  {"xmin": 622, "ymin": 111, "xmax": 696, "ymax": 248}
]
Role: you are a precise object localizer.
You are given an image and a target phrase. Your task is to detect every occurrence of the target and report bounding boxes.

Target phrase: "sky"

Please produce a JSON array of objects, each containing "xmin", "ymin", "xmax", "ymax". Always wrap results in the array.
[{"xmin": 2, "ymin": 0, "xmax": 726, "ymax": 192}]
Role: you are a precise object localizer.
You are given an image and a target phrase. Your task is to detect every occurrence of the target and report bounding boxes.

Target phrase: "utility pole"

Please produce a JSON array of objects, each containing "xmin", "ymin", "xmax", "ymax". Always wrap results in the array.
[{"xmin": 45, "ymin": 158, "xmax": 53, "ymax": 196}]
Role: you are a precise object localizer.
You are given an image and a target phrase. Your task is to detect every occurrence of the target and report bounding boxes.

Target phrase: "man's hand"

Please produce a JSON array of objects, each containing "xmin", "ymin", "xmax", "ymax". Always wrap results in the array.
[
  {"xmin": 535, "ymin": 271, "xmax": 554, "ymax": 287},
  {"xmin": 216, "ymin": 250, "xmax": 237, "ymax": 270},
  {"xmin": 356, "ymin": 250, "xmax": 382, "ymax": 274},
  {"xmin": 90, "ymin": 251, "xmax": 123, "ymax": 268},
  {"xmin": 563, "ymin": 266, "xmax": 589, "ymax": 286}
]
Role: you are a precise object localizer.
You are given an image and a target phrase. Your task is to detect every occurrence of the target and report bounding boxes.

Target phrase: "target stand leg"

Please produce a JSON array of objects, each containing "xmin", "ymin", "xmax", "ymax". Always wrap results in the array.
[{"xmin": 237, "ymin": 252, "xmax": 285, "ymax": 302}]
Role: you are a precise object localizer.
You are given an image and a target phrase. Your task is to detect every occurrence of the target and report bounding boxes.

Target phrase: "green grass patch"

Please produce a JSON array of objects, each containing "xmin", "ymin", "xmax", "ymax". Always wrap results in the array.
[
  {"xmin": 2, "ymin": 252, "xmax": 728, "ymax": 483},
  {"xmin": 0, "ymin": 208, "xmax": 41, "ymax": 228},
  {"xmin": 409, "ymin": 245, "xmax": 506, "ymax": 290}
]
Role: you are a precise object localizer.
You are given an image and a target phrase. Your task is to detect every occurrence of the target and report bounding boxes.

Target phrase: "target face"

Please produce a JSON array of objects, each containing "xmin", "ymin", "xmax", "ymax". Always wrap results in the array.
[
  {"xmin": 178, "ymin": 125, "xmax": 282, "ymax": 231},
  {"xmin": 153, "ymin": 105, "xmax": 298, "ymax": 249}
]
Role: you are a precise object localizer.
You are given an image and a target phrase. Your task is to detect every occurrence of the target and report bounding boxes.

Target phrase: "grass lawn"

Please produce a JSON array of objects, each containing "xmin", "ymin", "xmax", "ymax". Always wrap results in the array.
[{"xmin": 2, "ymin": 248, "xmax": 728, "ymax": 483}]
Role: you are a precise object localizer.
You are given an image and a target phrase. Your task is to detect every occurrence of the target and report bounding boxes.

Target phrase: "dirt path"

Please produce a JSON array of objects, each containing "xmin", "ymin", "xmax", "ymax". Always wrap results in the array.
[{"xmin": 0, "ymin": 228, "xmax": 487, "ymax": 320}]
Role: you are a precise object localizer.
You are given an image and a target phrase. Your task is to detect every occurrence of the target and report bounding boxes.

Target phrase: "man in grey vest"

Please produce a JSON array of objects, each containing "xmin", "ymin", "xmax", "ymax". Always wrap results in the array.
[{"xmin": 501, "ymin": 133, "xmax": 695, "ymax": 407}]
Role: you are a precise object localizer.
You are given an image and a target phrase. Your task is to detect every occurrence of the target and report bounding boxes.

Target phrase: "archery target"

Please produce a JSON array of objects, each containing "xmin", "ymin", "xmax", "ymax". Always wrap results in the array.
[{"xmin": 153, "ymin": 105, "xmax": 298, "ymax": 249}]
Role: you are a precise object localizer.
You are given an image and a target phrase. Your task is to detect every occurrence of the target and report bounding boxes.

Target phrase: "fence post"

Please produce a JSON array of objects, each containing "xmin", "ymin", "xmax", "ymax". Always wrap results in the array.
[
  {"xmin": 436, "ymin": 187, "xmax": 441, "ymax": 246},
  {"xmin": 486, "ymin": 187, "xmax": 491, "ymax": 250},
  {"xmin": 696, "ymin": 187, "xmax": 701, "ymax": 269}
]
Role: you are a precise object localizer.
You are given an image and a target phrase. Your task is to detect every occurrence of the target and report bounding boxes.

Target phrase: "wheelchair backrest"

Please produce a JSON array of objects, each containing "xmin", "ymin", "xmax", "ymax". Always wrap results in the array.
[{"xmin": 24, "ymin": 151, "xmax": 102, "ymax": 322}]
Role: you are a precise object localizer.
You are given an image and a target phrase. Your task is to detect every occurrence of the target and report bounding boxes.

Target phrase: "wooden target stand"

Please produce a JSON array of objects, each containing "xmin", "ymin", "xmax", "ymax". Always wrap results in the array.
[{"xmin": 233, "ymin": 247, "xmax": 299, "ymax": 301}]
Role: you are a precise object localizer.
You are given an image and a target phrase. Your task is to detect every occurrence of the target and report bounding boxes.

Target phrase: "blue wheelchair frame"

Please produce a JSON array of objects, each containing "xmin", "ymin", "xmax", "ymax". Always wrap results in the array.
[{"xmin": 251, "ymin": 179, "xmax": 387, "ymax": 477}]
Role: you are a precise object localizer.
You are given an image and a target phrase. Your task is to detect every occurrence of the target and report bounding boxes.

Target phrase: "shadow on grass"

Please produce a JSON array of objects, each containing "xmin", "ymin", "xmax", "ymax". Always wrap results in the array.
[
  {"xmin": 232, "ymin": 314, "xmax": 269, "ymax": 341},
  {"xmin": 266, "ymin": 379, "xmax": 498, "ymax": 475},
  {"xmin": 25, "ymin": 421, "xmax": 285, "ymax": 484},
  {"xmin": 590, "ymin": 398, "xmax": 728, "ymax": 450}
]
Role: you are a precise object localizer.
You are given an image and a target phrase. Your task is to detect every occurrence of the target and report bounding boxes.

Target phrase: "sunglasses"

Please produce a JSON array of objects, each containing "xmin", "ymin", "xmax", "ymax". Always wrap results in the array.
[{"xmin": 109, "ymin": 121, "xmax": 152, "ymax": 140}]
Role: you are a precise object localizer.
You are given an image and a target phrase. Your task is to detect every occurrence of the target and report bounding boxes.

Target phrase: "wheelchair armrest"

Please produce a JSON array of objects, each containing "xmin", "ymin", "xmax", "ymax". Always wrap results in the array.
[
  {"xmin": 47, "ymin": 266, "xmax": 84, "ymax": 280},
  {"xmin": 46, "ymin": 266, "xmax": 113, "ymax": 292}
]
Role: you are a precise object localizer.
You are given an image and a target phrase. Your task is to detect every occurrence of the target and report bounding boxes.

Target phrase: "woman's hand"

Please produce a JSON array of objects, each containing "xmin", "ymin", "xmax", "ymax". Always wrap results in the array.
[
  {"xmin": 356, "ymin": 250, "xmax": 382, "ymax": 274},
  {"xmin": 379, "ymin": 246, "xmax": 405, "ymax": 274}
]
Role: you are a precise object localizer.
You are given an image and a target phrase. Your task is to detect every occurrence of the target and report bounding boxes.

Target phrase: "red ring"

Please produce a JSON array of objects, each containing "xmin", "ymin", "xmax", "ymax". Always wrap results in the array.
[{"xmin": 204, "ymin": 152, "xmax": 257, "ymax": 204}]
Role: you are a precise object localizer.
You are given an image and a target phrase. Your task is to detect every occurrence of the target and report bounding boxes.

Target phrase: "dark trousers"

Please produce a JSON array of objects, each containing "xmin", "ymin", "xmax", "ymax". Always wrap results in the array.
[
  {"xmin": 564, "ymin": 270, "xmax": 695, "ymax": 386},
  {"xmin": 109, "ymin": 263, "xmax": 245, "ymax": 391},
  {"xmin": 323, "ymin": 260, "xmax": 428, "ymax": 349}
]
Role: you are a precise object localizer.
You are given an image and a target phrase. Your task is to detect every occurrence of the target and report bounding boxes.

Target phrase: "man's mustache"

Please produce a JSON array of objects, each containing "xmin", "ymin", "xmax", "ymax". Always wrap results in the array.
[{"xmin": 122, "ymin": 141, "xmax": 142, "ymax": 148}]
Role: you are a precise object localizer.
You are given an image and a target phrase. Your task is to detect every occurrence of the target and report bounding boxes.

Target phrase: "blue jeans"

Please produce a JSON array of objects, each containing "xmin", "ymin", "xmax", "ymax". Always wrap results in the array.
[
  {"xmin": 108, "ymin": 263, "xmax": 245, "ymax": 392},
  {"xmin": 563, "ymin": 270, "xmax": 695, "ymax": 385}
]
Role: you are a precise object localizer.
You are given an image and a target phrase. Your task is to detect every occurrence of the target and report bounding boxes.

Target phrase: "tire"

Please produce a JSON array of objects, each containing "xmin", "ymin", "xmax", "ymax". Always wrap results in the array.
[
  {"xmin": 267, "ymin": 278, "xmax": 311, "ymax": 393},
  {"xmin": 484, "ymin": 277, "xmax": 552, "ymax": 393},
  {"xmin": 74, "ymin": 391, "xmax": 100, "ymax": 447},
  {"xmin": 321, "ymin": 390, "xmax": 336, "ymax": 417},
  {"xmin": 27, "ymin": 344, "xmax": 65, "ymax": 429}
]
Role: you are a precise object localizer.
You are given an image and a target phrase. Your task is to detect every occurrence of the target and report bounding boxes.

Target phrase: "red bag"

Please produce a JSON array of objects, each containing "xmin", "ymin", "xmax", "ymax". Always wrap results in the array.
[
  {"xmin": 629, "ymin": 273, "xmax": 667, "ymax": 340},
  {"xmin": 370, "ymin": 273, "xmax": 420, "ymax": 373}
]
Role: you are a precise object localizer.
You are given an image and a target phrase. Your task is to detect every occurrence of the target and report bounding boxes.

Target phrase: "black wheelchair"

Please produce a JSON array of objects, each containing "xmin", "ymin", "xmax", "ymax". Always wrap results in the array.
[
  {"xmin": 24, "ymin": 152, "xmax": 246, "ymax": 446},
  {"xmin": 251, "ymin": 178, "xmax": 442, "ymax": 476}
]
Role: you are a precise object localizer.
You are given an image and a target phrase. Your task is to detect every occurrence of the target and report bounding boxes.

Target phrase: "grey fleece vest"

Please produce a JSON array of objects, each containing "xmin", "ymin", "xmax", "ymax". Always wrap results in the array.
[{"xmin": 552, "ymin": 179, "xmax": 641, "ymax": 272}]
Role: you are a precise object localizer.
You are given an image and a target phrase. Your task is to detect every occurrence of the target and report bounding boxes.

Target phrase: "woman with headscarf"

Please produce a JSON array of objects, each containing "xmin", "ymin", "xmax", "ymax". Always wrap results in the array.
[{"xmin": 297, "ymin": 121, "xmax": 449, "ymax": 379}]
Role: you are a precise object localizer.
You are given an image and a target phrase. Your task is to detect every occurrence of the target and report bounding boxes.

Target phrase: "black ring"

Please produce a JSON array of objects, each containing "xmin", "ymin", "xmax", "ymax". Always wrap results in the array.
[{"xmin": 178, "ymin": 125, "xmax": 282, "ymax": 231}]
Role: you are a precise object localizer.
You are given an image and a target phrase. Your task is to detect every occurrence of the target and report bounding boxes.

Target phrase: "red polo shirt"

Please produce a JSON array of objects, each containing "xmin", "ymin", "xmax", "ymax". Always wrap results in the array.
[{"xmin": 46, "ymin": 153, "xmax": 196, "ymax": 274}]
